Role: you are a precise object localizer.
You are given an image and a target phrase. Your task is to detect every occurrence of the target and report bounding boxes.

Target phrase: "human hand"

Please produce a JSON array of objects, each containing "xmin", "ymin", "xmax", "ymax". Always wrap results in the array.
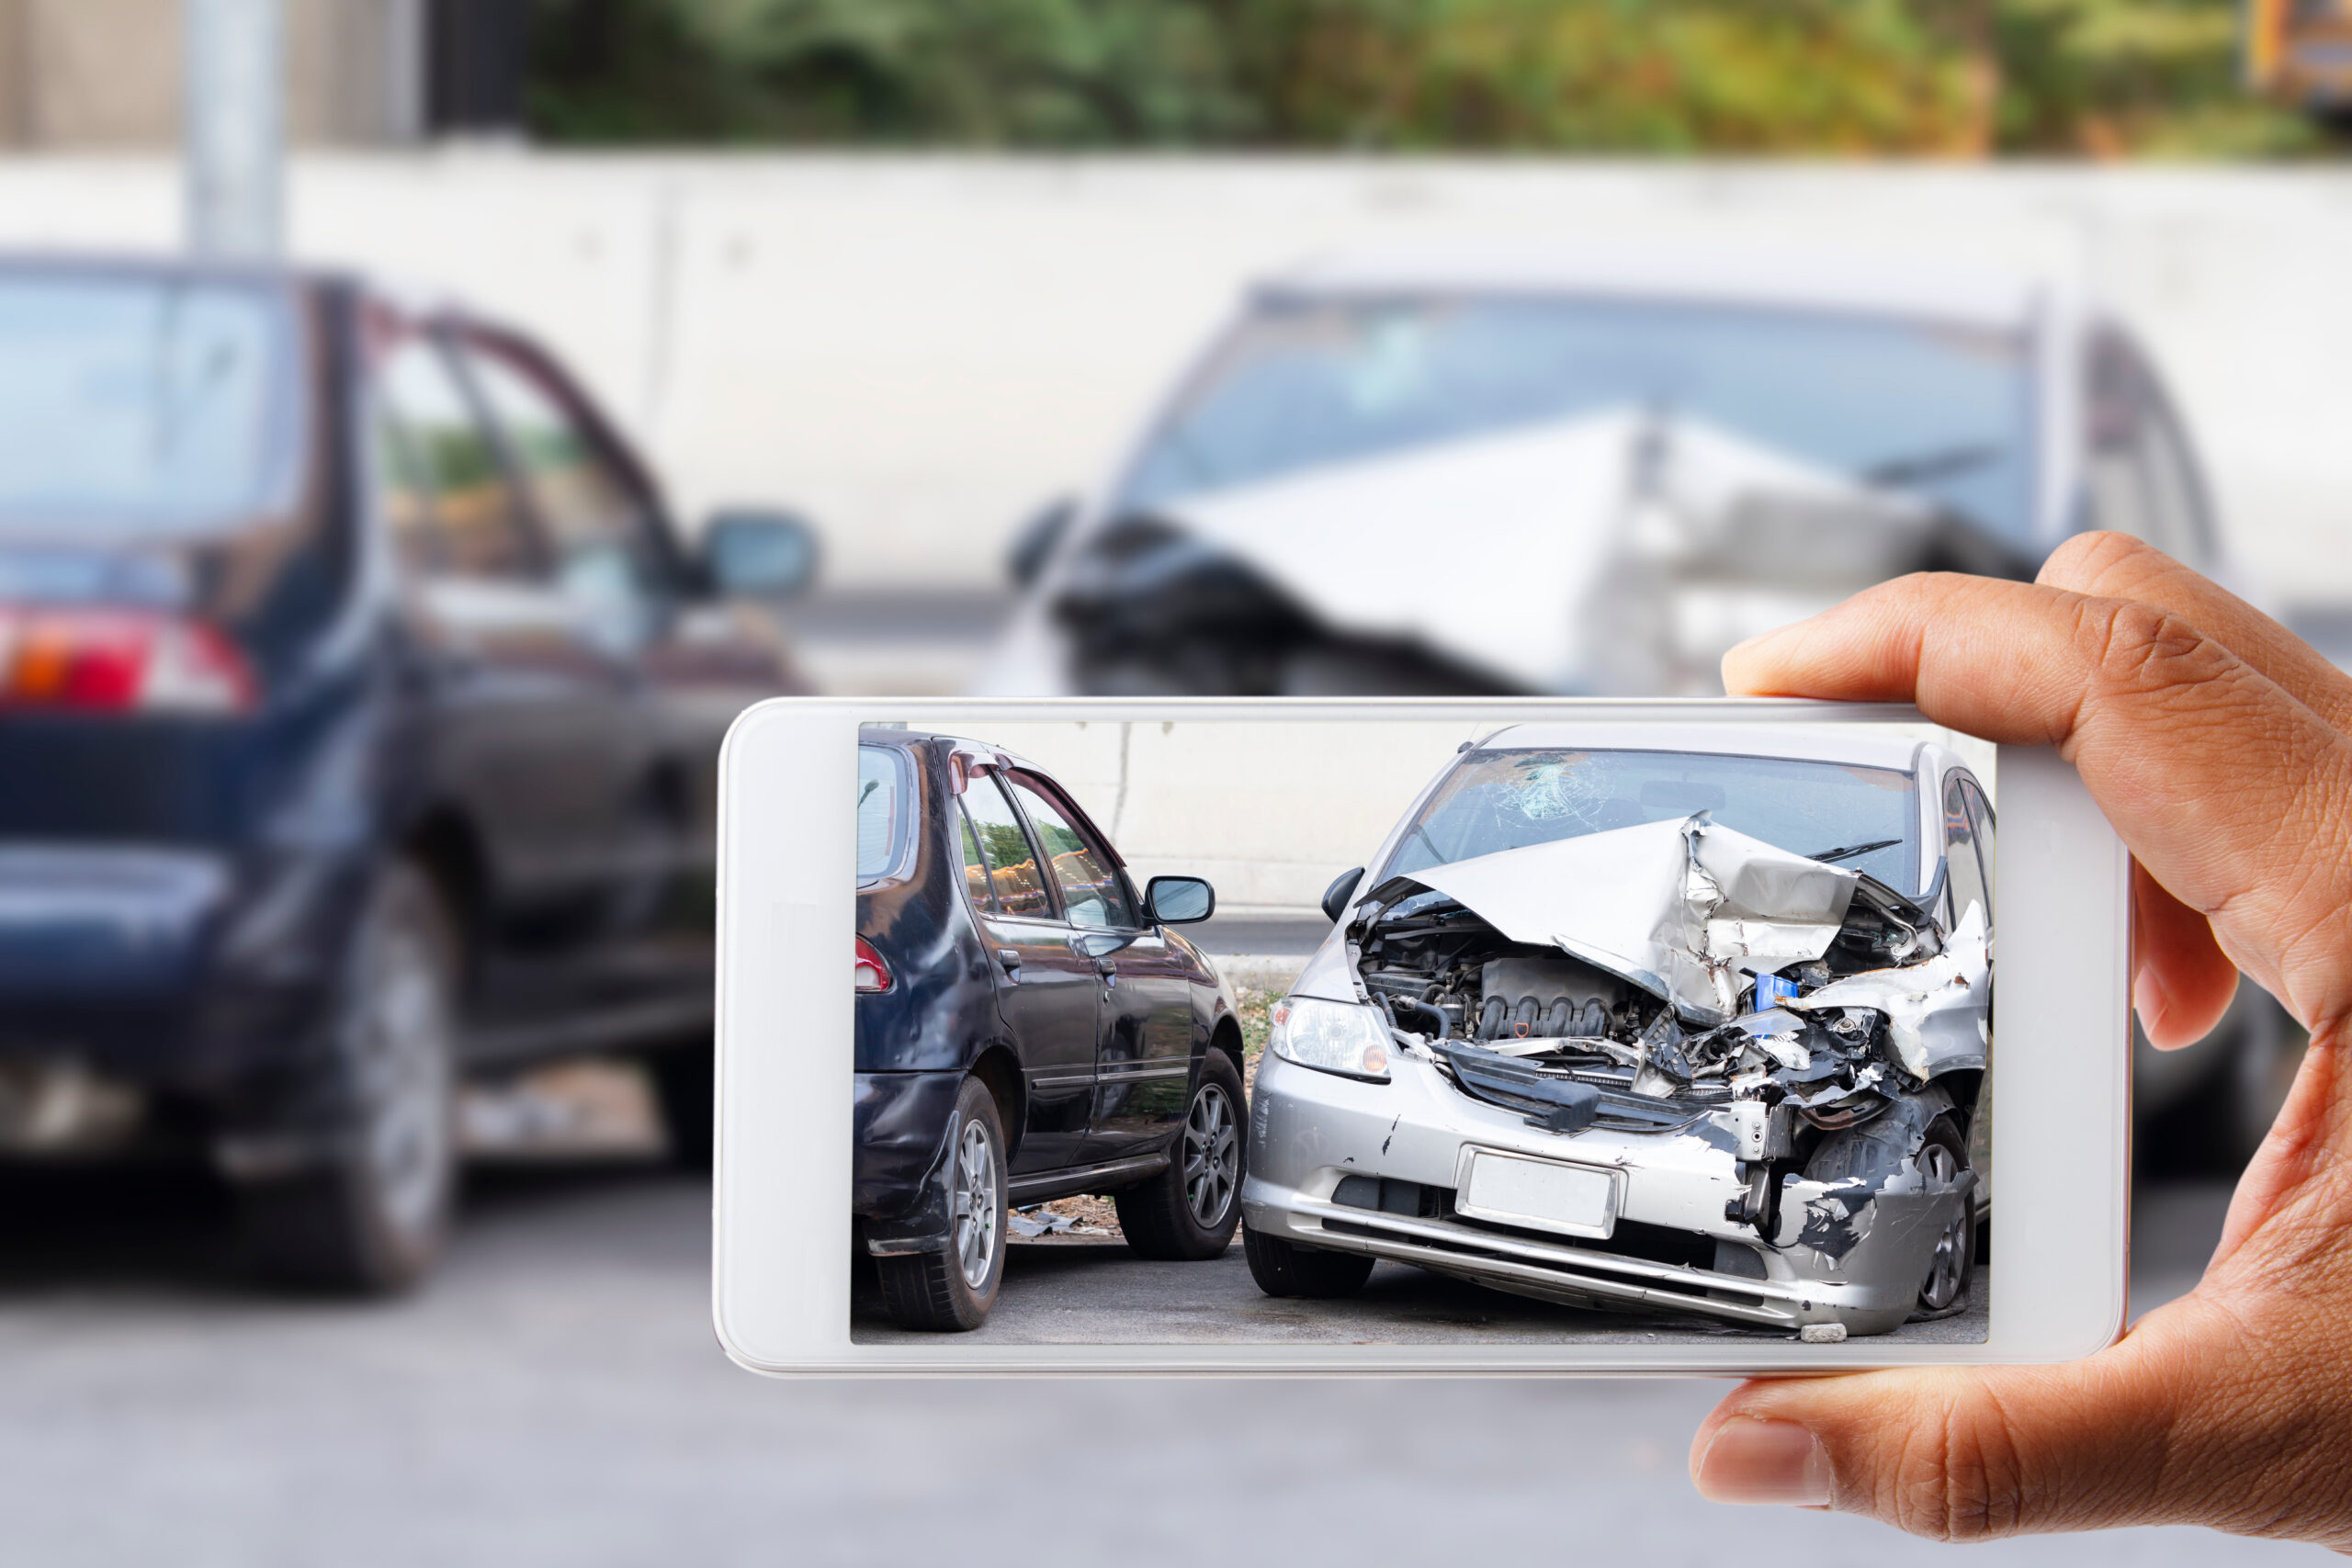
[{"xmin": 1690, "ymin": 531, "xmax": 2352, "ymax": 1547}]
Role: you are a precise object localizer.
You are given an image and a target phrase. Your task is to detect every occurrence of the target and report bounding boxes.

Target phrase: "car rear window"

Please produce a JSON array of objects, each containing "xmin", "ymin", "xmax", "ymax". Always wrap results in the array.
[
  {"xmin": 856, "ymin": 746, "xmax": 912, "ymax": 880},
  {"xmin": 0, "ymin": 273, "xmax": 304, "ymax": 538}
]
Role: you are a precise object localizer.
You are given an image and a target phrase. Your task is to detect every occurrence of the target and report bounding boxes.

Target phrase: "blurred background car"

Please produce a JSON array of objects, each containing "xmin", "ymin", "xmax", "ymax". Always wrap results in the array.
[
  {"xmin": 988, "ymin": 243, "xmax": 2232, "ymax": 700},
  {"xmin": 982, "ymin": 239, "xmax": 2293, "ymax": 1162},
  {"xmin": 0, "ymin": 253, "xmax": 815, "ymax": 1292}
]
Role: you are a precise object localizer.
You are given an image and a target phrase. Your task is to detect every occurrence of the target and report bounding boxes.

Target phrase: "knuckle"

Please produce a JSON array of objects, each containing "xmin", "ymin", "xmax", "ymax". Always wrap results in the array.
[
  {"xmin": 1876, "ymin": 1399, "xmax": 2030, "ymax": 1541},
  {"xmin": 2079, "ymin": 598, "xmax": 2232, "ymax": 702}
]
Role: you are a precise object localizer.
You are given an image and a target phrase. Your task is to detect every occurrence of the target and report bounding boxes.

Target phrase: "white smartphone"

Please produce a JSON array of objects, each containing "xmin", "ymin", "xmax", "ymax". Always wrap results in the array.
[{"xmin": 712, "ymin": 698, "xmax": 2129, "ymax": 1375}]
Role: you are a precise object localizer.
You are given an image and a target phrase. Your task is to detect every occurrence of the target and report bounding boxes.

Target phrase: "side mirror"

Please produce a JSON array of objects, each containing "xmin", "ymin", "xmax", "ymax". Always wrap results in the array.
[
  {"xmin": 1144, "ymin": 874, "xmax": 1215, "ymax": 926},
  {"xmin": 1320, "ymin": 866, "xmax": 1364, "ymax": 925},
  {"xmin": 1006, "ymin": 496, "xmax": 1077, "ymax": 590},
  {"xmin": 704, "ymin": 508, "xmax": 820, "ymax": 601}
]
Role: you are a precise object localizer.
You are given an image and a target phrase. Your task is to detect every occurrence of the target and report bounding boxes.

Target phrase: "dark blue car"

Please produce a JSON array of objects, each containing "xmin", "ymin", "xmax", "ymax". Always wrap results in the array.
[
  {"xmin": 854, "ymin": 728, "xmax": 1244, "ymax": 1330},
  {"xmin": 0, "ymin": 254, "xmax": 817, "ymax": 1292}
]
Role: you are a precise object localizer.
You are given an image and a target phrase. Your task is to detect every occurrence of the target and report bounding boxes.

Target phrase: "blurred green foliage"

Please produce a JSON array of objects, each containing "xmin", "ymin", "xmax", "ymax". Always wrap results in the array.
[{"xmin": 526, "ymin": 0, "xmax": 2315, "ymax": 155}]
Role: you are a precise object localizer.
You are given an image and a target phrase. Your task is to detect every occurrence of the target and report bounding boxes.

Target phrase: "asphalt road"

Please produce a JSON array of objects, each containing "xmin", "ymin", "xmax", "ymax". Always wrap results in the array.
[
  {"xmin": 0, "ymin": 1162, "xmax": 2320, "ymax": 1568},
  {"xmin": 853, "ymin": 1240, "xmax": 1990, "ymax": 1346}
]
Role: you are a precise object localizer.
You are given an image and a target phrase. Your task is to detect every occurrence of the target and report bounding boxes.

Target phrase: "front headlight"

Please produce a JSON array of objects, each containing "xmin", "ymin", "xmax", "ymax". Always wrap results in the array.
[{"xmin": 1270, "ymin": 996, "xmax": 1391, "ymax": 1082}]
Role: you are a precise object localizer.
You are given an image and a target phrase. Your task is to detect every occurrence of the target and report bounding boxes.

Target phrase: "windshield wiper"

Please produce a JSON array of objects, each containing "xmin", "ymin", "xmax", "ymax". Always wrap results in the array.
[
  {"xmin": 1861, "ymin": 443, "xmax": 2003, "ymax": 489},
  {"xmin": 1806, "ymin": 838, "xmax": 1900, "ymax": 865}
]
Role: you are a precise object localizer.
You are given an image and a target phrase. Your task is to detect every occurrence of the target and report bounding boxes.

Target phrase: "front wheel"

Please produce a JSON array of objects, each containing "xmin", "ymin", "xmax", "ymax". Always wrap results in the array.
[
  {"xmin": 1243, "ymin": 1224, "xmax": 1376, "ymax": 1299},
  {"xmin": 1913, "ymin": 1116, "xmax": 1976, "ymax": 1319},
  {"xmin": 239, "ymin": 863, "xmax": 459, "ymax": 1294},
  {"xmin": 876, "ymin": 1076, "xmax": 1007, "ymax": 1331},
  {"xmin": 1115, "ymin": 1051, "xmax": 1246, "ymax": 1260}
]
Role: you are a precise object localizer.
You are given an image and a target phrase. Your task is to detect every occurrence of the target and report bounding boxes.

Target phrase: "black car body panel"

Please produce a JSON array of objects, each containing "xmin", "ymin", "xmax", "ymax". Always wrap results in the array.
[{"xmin": 852, "ymin": 729, "xmax": 1237, "ymax": 1250}]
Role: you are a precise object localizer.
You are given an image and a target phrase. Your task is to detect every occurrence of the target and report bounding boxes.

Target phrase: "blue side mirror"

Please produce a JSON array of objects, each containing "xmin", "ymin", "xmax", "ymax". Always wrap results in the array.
[{"xmin": 1145, "ymin": 875, "xmax": 1215, "ymax": 925}]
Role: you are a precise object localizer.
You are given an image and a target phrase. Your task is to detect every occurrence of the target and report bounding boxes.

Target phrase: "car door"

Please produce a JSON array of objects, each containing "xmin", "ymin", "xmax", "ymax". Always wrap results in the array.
[
  {"xmin": 452, "ymin": 333, "xmax": 687, "ymax": 1007},
  {"xmin": 1924, "ymin": 769, "xmax": 1995, "ymax": 1078},
  {"xmin": 1001, "ymin": 774, "xmax": 1195, "ymax": 1161},
  {"xmin": 373, "ymin": 323, "xmax": 638, "ymax": 1031},
  {"xmin": 958, "ymin": 773, "xmax": 1098, "ymax": 1175}
]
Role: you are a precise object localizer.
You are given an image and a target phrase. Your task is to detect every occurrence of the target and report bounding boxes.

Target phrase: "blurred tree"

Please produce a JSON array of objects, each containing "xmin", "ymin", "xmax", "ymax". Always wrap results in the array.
[{"xmin": 526, "ymin": 0, "xmax": 2312, "ymax": 155}]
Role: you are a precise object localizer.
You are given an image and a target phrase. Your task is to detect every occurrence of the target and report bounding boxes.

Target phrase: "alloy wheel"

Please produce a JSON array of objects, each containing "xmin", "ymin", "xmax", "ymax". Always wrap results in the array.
[
  {"xmin": 1182, "ymin": 1082, "xmax": 1239, "ymax": 1227},
  {"xmin": 952, "ymin": 1118, "xmax": 999, "ymax": 1290},
  {"xmin": 1917, "ymin": 1141, "xmax": 1970, "ymax": 1312},
  {"xmin": 354, "ymin": 916, "xmax": 454, "ymax": 1248}
]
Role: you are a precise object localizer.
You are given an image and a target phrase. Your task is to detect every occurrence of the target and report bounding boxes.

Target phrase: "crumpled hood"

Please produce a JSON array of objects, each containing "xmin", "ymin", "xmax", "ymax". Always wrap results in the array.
[
  {"xmin": 1395, "ymin": 815, "xmax": 1860, "ymax": 1027},
  {"xmin": 1156, "ymin": 407, "xmax": 1882, "ymax": 691}
]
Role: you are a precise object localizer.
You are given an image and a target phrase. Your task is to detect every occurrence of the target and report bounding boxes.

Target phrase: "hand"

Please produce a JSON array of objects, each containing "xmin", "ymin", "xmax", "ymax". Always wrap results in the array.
[{"xmin": 1690, "ymin": 531, "xmax": 2352, "ymax": 1547}]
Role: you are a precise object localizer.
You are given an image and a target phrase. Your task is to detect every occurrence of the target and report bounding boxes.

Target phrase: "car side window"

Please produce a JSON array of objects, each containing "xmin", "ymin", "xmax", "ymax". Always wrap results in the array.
[
  {"xmin": 1961, "ymin": 778, "xmax": 1996, "ymax": 919},
  {"xmin": 961, "ymin": 775, "xmax": 1053, "ymax": 919},
  {"xmin": 374, "ymin": 332, "xmax": 537, "ymax": 581},
  {"xmin": 456, "ymin": 339, "xmax": 666, "ymax": 621},
  {"xmin": 956, "ymin": 800, "xmax": 999, "ymax": 915},
  {"xmin": 2084, "ymin": 336, "xmax": 2200, "ymax": 560},
  {"xmin": 1942, "ymin": 773, "xmax": 1989, "ymax": 930},
  {"xmin": 1007, "ymin": 776, "xmax": 1135, "ymax": 931}
]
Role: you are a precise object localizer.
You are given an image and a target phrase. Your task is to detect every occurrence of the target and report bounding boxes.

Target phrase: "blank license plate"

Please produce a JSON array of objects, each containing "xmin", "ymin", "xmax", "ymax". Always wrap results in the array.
[{"xmin": 1458, "ymin": 1150, "xmax": 1618, "ymax": 1240}]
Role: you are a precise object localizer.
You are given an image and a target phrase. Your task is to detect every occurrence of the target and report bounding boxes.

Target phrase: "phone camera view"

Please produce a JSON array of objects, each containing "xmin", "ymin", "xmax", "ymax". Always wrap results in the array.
[{"xmin": 851, "ymin": 718, "xmax": 1992, "ymax": 1348}]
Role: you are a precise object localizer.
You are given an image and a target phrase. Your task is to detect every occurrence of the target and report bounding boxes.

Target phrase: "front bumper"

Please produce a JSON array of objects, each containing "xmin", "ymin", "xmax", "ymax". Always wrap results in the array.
[{"xmin": 1242, "ymin": 1048, "xmax": 1970, "ymax": 1336}]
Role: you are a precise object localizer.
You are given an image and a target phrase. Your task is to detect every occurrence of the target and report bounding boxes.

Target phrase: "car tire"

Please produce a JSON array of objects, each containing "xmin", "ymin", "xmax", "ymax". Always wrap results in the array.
[
  {"xmin": 876, "ymin": 1076, "xmax": 1007, "ymax": 1332},
  {"xmin": 240, "ymin": 863, "xmax": 459, "ymax": 1295},
  {"xmin": 646, "ymin": 1038, "xmax": 715, "ymax": 1169},
  {"xmin": 1114, "ymin": 1050, "xmax": 1247, "ymax": 1261},
  {"xmin": 1912, "ymin": 1115, "xmax": 1976, "ymax": 1320},
  {"xmin": 1243, "ymin": 1224, "xmax": 1376, "ymax": 1299}
]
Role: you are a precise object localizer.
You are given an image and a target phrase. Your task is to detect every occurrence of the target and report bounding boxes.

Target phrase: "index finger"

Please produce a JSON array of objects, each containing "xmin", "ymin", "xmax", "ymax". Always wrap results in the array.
[{"xmin": 1723, "ymin": 572, "xmax": 2352, "ymax": 1035}]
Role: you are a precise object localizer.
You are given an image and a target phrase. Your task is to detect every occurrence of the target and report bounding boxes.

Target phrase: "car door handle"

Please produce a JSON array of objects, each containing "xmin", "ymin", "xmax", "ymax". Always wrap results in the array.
[
  {"xmin": 1092, "ymin": 958, "xmax": 1117, "ymax": 976},
  {"xmin": 996, "ymin": 948, "xmax": 1023, "ymax": 982}
]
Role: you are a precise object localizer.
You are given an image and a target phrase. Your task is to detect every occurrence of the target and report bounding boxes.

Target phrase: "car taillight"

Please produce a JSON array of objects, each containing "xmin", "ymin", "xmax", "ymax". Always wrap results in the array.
[
  {"xmin": 854, "ymin": 936, "xmax": 894, "ymax": 994},
  {"xmin": 0, "ymin": 606, "xmax": 256, "ymax": 716}
]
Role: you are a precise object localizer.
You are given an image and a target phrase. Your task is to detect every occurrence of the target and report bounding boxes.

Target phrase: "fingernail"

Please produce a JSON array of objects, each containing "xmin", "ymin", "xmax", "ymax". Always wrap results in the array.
[{"xmin": 1694, "ymin": 1418, "xmax": 1833, "ymax": 1506}]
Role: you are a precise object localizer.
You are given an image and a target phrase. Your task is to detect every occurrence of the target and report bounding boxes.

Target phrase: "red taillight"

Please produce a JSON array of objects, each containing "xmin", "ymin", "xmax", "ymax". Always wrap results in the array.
[
  {"xmin": 0, "ymin": 607, "xmax": 256, "ymax": 716},
  {"xmin": 854, "ymin": 936, "xmax": 894, "ymax": 994}
]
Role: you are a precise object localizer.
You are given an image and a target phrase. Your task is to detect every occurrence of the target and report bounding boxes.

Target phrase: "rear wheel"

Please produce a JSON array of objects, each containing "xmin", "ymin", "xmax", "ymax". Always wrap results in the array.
[
  {"xmin": 1243, "ymin": 1224, "xmax": 1376, "ymax": 1299},
  {"xmin": 876, "ymin": 1077, "xmax": 1007, "ymax": 1331},
  {"xmin": 1115, "ymin": 1051, "xmax": 1246, "ymax": 1260},
  {"xmin": 240, "ymin": 863, "xmax": 458, "ymax": 1294}
]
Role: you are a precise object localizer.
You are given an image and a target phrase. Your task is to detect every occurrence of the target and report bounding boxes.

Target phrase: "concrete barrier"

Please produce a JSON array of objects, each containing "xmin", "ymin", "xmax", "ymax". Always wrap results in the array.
[{"xmin": 0, "ymin": 154, "xmax": 2347, "ymax": 610}]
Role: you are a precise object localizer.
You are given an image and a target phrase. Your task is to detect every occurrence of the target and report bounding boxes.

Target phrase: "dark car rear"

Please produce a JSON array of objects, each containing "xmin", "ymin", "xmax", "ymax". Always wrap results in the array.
[
  {"xmin": 0, "ymin": 255, "xmax": 813, "ymax": 1291},
  {"xmin": 852, "ymin": 728, "xmax": 1244, "ymax": 1330}
]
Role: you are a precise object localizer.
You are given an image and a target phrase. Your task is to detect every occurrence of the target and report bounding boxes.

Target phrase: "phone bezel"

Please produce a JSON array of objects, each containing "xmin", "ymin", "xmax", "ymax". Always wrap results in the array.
[{"xmin": 712, "ymin": 697, "xmax": 2130, "ymax": 1375}]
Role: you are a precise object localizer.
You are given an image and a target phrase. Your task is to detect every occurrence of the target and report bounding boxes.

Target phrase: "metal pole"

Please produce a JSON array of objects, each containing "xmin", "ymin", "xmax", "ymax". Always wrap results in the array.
[{"xmin": 183, "ymin": 0, "xmax": 284, "ymax": 258}]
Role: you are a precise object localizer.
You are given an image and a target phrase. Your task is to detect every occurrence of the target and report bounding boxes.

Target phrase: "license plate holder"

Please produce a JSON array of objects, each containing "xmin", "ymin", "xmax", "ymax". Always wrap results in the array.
[{"xmin": 1454, "ymin": 1147, "xmax": 1621, "ymax": 1240}]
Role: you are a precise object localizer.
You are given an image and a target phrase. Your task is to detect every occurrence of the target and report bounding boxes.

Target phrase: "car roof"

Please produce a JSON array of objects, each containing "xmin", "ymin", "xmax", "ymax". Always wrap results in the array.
[
  {"xmin": 1260, "ymin": 241, "xmax": 2056, "ymax": 334},
  {"xmin": 1469, "ymin": 722, "xmax": 1928, "ymax": 775}
]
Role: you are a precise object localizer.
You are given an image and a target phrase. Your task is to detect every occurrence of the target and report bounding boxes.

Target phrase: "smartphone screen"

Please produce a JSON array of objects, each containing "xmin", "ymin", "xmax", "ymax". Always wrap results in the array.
[{"xmin": 847, "ymin": 713, "xmax": 1995, "ymax": 1350}]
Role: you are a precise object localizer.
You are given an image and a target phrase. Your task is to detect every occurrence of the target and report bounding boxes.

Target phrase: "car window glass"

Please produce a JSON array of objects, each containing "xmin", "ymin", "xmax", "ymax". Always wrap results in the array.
[
  {"xmin": 458, "ymin": 342, "xmax": 662, "ymax": 615},
  {"xmin": 2084, "ymin": 340, "xmax": 2188, "ymax": 558},
  {"xmin": 956, "ymin": 801, "xmax": 998, "ymax": 914},
  {"xmin": 962, "ymin": 775, "xmax": 1052, "ymax": 919},
  {"xmin": 376, "ymin": 333, "xmax": 537, "ymax": 580},
  {"xmin": 1942, "ymin": 773, "xmax": 1988, "ymax": 928},
  {"xmin": 1962, "ymin": 778, "xmax": 1996, "ymax": 918},
  {"xmin": 1008, "ymin": 777, "xmax": 1134, "ymax": 930},
  {"xmin": 855, "ymin": 745, "xmax": 910, "ymax": 880}
]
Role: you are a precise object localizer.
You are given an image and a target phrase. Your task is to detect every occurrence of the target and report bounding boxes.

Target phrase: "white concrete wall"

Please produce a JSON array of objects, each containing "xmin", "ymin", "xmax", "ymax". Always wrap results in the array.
[{"xmin": 1, "ymin": 154, "xmax": 2349, "ymax": 605}]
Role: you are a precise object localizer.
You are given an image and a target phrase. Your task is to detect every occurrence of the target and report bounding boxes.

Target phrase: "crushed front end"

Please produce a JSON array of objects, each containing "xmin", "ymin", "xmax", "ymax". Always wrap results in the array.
[{"xmin": 1241, "ymin": 815, "xmax": 1988, "ymax": 1337}]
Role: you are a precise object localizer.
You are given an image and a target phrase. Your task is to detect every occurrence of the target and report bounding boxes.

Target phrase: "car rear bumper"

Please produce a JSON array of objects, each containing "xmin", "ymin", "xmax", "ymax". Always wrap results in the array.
[
  {"xmin": 853, "ymin": 1069, "xmax": 964, "ymax": 1243},
  {"xmin": 1241, "ymin": 1049, "xmax": 1969, "ymax": 1337},
  {"xmin": 0, "ymin": 843, "xmax": 362, "ymax": 1102}
]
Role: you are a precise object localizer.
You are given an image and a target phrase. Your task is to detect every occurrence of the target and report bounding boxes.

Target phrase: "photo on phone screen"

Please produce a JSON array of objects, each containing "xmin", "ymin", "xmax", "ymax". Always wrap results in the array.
[{"xmin": 849, "ymin": 716, "xmax": 1993, "ymax": 1348}]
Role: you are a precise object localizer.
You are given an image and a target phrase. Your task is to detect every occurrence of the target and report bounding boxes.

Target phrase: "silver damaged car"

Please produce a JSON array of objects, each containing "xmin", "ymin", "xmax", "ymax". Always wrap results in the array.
[{"xmin": 1241, "ymin": 724, "xmax": 1994, "ymax": 1337}]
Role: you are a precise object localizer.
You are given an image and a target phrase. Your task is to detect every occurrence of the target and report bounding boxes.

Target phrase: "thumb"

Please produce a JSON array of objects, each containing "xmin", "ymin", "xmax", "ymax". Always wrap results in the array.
[{"xmin": 1688, "ymin": 1301, "xmax": 2233, "ymax": 1540}]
